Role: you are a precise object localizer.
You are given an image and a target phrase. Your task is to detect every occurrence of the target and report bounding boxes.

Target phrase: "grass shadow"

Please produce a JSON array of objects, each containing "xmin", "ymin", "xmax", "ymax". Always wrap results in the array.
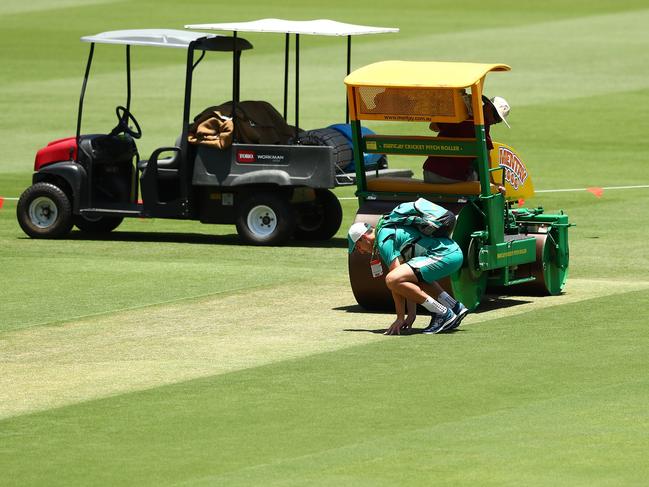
[
  {"xmin": 343, "ymin": 326, "xmax": 464, "ymax": 336},
  {"xmin": 342, "ymin": 327, "xmax": 422, "ymax": 335},
  {"xmin": 66, "ymin": 230, "xmax": 242, "ymax": 246},
  {"xmin": 338, "ymin": 305, "xmax": 468, "ymax": 336},
  {"xmin": 336, "ymin": 294, "xmax": 534, "ymax": 317},
  {"xmin": 332, "ymin": 304, "xmax": 391, "ymax": 314},
  {"xmin": 63, "ymin": 230, "xmax": 348, "ymax": 248},
  {"xmin": 471, "ymin": 294, "xmax": 534, "ymax": 314}
]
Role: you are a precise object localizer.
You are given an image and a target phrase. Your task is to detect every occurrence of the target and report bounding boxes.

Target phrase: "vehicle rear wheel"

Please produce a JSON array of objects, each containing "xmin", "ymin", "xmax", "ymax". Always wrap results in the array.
[
  {"xmin": 74, "ymin": 215, "xmax": 123, "ymax": 234},
  {"xmin": 236, "ymin": 192, "xmax": 296, "ymax": 245},
  {"xmin": 17, "ymin": 182, "xmax": 73, "ymax": 238},
  {"xmin": 294, "ymin": 189, "xmax": 343, "ymax": 241}
]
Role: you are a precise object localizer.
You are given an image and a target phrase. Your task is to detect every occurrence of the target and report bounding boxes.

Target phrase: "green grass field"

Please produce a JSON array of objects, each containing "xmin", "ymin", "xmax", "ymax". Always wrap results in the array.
[{"xmin": 2, "ymin": 1, "xmax": 649, "ymax": 485}]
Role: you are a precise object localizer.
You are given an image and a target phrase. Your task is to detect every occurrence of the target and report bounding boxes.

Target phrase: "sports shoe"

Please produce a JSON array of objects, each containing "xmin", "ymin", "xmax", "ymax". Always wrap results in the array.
[
  {"xmin": 447, "ymin": 302, "xmax": 469, "ymax": 331},
  {"xmin": 422, "ymin": 308, "xmax": 457, "ymax": 334}
]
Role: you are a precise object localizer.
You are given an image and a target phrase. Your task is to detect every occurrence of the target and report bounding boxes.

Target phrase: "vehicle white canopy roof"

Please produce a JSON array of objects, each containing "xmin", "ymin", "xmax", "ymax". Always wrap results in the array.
[
  {"xmin": 185, "ymin": 18, "xmax": 398, "ymax": 36},
  {"xmin": 81, "ymin": 29, "xmax": 214, "ymax": 48}
]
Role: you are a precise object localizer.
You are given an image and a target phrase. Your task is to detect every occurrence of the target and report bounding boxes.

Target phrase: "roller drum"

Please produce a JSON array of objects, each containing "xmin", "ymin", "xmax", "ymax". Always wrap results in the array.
[{"xmin": 521, "ymin": 233, "xmax": 569, "ymax": 295}]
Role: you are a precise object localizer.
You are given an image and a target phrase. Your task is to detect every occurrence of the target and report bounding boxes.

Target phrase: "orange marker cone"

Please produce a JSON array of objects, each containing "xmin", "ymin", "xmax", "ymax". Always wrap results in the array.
[
  {"xmin": 587, "ymin": 187, "xmax": 604, "ymax": 198},
  {"xmin": 0, "ymin": 197, "xmax": 4, "ymax": 209}
]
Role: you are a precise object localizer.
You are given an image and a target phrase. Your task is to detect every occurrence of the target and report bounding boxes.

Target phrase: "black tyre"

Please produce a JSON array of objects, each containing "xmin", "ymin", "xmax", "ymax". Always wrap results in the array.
[
  {"xmin": 74, "ymin": 215, "xmax": 123, "ymax": 234},
  {"xmin": 17, "ymin": 182, "xmax": 73, "ymax": 238},
  {"xmin": 294, "ymin": 189, "xmax": 343, "ymax": 241},
  {"xmin": 301, "ymin": 128, "xmax": 353, "ymax": 172},
  {"xmin": 235, "ymin": 192, "xmax": 296, "ymax": 245}
]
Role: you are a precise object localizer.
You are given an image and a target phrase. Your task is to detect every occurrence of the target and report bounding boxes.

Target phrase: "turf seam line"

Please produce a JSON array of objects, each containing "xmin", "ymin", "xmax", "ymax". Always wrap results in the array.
[{"xmin": 3, "ymin": 284, "xmax": 270, "ymax": 332}]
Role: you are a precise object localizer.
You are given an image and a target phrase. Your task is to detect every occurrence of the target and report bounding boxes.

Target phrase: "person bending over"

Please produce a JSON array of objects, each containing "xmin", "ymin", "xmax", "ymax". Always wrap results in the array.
[{"xmin": 348, "ymin": 221, "xmax": 468, "ymax": 335}]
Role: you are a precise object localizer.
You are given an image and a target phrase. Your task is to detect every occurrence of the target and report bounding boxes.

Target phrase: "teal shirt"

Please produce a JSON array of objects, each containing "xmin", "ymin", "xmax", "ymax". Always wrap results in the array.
[{"xmin": 376, "ymin": 226, "xmax": 458, "ymax": 266}]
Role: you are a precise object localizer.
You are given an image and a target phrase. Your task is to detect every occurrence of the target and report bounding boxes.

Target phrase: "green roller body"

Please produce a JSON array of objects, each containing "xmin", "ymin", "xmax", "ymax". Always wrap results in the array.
[
  {"xmin": 516, "ymin": 210, "xmax": 570, "ymax": 295},
  {"xmin": 447, "ymin": 203, "xmax": 488, "ymax": 310},
  {"xmin": 487, "ymin": 209, "xmax": 570, "ymax": 295}
]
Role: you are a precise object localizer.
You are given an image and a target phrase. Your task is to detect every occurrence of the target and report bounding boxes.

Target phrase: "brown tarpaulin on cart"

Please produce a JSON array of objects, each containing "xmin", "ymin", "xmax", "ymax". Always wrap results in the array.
[{"xmin": 188, "ymin": 101, "xmax": 298, "ymax": 149}]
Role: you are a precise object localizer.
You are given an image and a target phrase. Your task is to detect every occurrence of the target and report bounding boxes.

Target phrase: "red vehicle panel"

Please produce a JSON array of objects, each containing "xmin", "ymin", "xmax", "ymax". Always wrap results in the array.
[{"xmin": 34, "ymin": 137, "xmax": 78, "ymax": 170}]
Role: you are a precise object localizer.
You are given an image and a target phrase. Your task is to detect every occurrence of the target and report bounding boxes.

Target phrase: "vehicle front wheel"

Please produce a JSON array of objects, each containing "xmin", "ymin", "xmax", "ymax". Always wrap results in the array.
[
  {"xmin": 235, "ymin": 192, "xmax": 296, "ymax": 245},
  {"xmin": 17, "ymin": 182, "xmax": 73, "ymax": 238},
  {"xmin": 74, "ymin": 215, "xmax": 123, "ymax": 234}
]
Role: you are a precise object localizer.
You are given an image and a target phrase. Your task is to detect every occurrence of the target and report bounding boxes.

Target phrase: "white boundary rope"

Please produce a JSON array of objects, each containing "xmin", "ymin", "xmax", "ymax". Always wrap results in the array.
[
  {"xmin": 535, "ymin": 184, "xmax": 649, "ymax": 193},
  {"xmin": 337, "ymin": 184, "xmax": 649, "ymax": 200}
]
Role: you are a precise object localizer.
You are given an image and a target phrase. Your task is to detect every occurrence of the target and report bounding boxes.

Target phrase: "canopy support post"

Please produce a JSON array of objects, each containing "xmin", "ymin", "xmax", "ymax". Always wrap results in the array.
[
  {"xmin": 232, "ymin": 31, "xmax": 240, "ymax": 142},
  {"xmin": 283, "ymin": 33, "xmax": 289, "ymax": 121},
  {"xmin": 294, "ymin": 33, "xmax": 300, "ymax": 142},
  {"xmin": 125, "ymin": 45, "xmax": 132, "ymax": 112},
  {"xmin": 76, "ymin": 43, "xmax": 95, "ymax": 158},
  {"xmin": 346, "ymin": 35, "xmax": 351, "ymax": 124}
]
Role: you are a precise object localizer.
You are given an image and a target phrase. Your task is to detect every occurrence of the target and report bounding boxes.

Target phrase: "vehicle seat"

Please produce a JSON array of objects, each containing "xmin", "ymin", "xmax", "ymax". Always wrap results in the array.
[
  {"xmin": 138, "ymin": 136, "xmax": 182, "ymax": 179},
  {"xmin": 77, "ymin": 133, "xmax": 137, "ymax": 167},
  {"xmin": 366, "ymin": 176, "xmax": 498, "ymax": 195}
]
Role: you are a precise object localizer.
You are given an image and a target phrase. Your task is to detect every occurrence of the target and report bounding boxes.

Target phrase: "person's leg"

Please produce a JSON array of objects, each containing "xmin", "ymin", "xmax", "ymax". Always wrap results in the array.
[
  {"xmin": 384, "ymin": 264, "xmax": 430, "ymax": 304},
  {"xmin": 384, "ymin": 264, "xmax": 435, "ymax": 335},
  {"xmin": 385, "ymin": 263, "xmax": 456, "ymax": 334},
  {"xmin": 384, "ymin": 264, "xmax": 448, "ymax": 314},
  {"xmin": 438, "ymin": 249, "xmax": 468, "ymax": 326},
  {"xmin": 421, "ymin": 281, "xmax": 444, "ymax": 297},
  {"xmin": 409, "ymin": 251, "xmax": 466, "ymax": 333},
  {"xmin": 422, "ymin": 281, "xmax": 459, "ymax": 310},
  {"xmin": 434, "ymin": 287, "xmax": 468, "ymax": 330}
]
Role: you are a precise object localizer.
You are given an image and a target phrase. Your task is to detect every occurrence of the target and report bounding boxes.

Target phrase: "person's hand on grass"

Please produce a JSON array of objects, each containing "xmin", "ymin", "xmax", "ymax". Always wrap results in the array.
[
  {"xmin": 384, "ymin": 319, "xmax": 405, "ymax": 336},
  {"xmin": 400, "ymin": 315, "xmax": 415, "ymax": 331}
]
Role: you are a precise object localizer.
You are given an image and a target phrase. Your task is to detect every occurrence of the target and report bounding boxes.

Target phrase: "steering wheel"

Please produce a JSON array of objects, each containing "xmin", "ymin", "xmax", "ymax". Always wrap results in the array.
[{"xmin": 110, "ymin": 105, "xmax": 142, "ymax": 139}]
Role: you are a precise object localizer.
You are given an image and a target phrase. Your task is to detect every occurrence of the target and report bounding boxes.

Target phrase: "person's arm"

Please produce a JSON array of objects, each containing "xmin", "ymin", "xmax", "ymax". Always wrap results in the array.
[
  {"xmin": 384, "ymin": 258, "xmax": 407, "ymax": 336},
  {"xmin": 401, "ymin": 299, "xmax": 417, "ymax": 331}
]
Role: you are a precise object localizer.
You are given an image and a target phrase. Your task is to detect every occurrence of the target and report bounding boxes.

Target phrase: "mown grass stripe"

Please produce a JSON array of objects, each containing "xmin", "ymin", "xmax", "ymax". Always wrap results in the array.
[
  {"xmin": 1, "ymin": 284, "xmax": 269, "ymax": 332},
  {"xmin": 2, "ymin": 278, "xmax": 648, "ymax": 420}
]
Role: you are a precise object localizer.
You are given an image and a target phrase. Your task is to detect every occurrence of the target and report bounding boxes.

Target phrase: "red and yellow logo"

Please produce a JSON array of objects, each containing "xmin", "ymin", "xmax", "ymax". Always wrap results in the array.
[
  {"xmin": 498, "ymin": 147, "xmax": 528, "ymax": 190},
  {"xmin": 489, "ymin": 142, "xmax": 535, "ymax": 200}
]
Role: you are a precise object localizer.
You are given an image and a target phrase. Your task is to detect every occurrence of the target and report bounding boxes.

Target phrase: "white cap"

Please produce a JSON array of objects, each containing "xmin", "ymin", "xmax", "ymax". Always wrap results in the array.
[
  {"xmin": 490, "ymin": 96, "xmax": 511, "ymax": 128},
  {"xmin": 347, "ymin": 222, "xmax": 371, "ymax": 253}
]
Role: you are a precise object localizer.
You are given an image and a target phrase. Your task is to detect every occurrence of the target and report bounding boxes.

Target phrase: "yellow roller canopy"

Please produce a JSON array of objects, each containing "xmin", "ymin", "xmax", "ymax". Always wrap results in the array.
[{"xmin": 344, "ymin": 61, "xmax": 511, "ymax": 88}]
